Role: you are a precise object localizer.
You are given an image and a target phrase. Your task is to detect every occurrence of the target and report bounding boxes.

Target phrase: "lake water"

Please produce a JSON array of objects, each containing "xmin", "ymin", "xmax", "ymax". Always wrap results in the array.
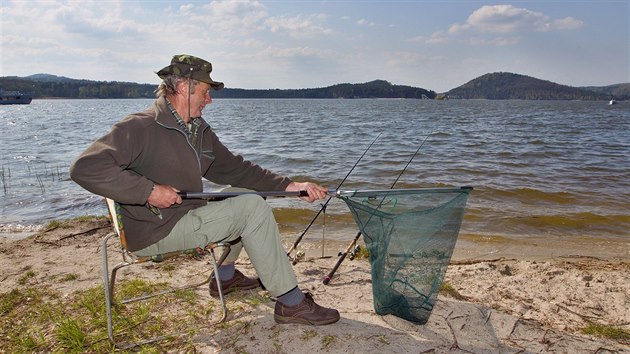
[{"xmin": 1, "ymin": 98, "xmax": 629, "ymax": 250}]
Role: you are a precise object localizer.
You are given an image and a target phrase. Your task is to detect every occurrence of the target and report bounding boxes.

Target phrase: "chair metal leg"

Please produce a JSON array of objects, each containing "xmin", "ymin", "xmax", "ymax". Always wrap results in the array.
[
  {"xmin": 102, "ymin": 232, "xmax": 124, "ymax": 346},
  {"xmin": 208, "ymin": 243, "xmax": 232, "ymax": 322},
  {"xmin": 102, "ymin": 233, "xmax": 235, "ymax": 348}
]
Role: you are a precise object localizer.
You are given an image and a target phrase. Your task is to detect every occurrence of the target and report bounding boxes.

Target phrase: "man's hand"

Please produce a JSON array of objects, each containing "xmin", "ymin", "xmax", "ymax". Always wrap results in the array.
[
  {"xmin": 286, "ymin": 181, "xmax": 328, "ymax": 203},
  {"xmin": 147, "ymin": 184, "xmax": 182, "ymax": 208}
]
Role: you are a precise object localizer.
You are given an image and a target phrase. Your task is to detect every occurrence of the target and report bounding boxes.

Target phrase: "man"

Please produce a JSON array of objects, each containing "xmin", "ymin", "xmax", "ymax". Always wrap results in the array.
[{"xmin": 70, "ymin": 54, "xmax": 340, "ymax": 325}]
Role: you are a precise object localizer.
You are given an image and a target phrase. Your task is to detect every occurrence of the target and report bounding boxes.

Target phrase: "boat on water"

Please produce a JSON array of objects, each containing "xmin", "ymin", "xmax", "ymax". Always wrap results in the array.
[
  {"xmin": 608, "ymin": 98, "xmax": 617, "ymax": 105},
  {"xmin": 0, "ymin": 90, "xmax": 33, "ymax": 105}
]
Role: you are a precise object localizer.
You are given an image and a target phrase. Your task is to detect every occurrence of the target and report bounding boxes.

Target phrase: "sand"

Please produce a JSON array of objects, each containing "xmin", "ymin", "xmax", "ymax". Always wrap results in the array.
[{"xmin": 0, "ymin": 218, "xmax": 628, "ymax": 353}]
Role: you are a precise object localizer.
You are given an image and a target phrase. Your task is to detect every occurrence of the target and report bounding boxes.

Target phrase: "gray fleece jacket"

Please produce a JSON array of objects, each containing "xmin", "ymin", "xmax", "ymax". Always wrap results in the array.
[{"xmin": 70, "ymin": 96, "xmax": 291, "ymax": 251}]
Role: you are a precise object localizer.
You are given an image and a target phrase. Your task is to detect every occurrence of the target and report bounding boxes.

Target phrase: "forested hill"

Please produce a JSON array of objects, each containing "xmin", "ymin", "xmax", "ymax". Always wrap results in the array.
[
  {"xmin": 0, "ymin": 74, "xmax": 157, "ymax": 99},
  {"xmin": 582, "ymin": 83, "xmax": 630, "ymax": 100},
  {"xmin": 1, "ymin": 73, "xmax": 626, "ymax": 100},
  {"xmin": 213, "ymin": 80, "xmax": 436, "ymax": 99},
  {"xmin": 0, "ymin": 75, "xmax": 435, "ymax": 99},
  {"xmin": 445, "ymin": 72, "xmax": 613, "ymax": 100}
]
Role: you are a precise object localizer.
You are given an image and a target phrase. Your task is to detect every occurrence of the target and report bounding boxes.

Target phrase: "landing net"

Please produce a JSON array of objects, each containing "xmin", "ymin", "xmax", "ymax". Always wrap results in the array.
[{"xmin": 338, "ymin": 187, "xmax": 472, "ymax": 324}]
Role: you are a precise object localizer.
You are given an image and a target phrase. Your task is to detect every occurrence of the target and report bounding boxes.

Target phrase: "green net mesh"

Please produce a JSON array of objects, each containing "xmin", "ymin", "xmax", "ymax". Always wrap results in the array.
[{"xmin": 338, "ymin": 187, "xmax": 472, "ymax": 324}]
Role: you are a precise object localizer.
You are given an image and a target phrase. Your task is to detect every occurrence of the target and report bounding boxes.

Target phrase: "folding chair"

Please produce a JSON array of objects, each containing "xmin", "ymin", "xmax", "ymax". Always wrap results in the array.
[{"xmin": 102, "ymin": 198, "xmax": 235, "ymax": 348}]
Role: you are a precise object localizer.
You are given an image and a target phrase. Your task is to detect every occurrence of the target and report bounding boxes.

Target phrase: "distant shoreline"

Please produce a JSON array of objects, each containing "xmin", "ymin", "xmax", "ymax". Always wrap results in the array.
[{"xmin": 3, "ymin": 72, "xmax": 629, "ymax": 100}]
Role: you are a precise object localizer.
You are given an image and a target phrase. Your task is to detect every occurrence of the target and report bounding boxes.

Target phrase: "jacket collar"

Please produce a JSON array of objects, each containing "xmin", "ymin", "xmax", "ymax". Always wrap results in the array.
[{"xmin": 153, "ymin": 96, "xmax": 210, "ymax": 131}]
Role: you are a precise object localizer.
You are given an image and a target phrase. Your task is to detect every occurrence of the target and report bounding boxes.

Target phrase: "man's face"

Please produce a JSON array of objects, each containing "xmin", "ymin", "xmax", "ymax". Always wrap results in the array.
[{"xmin": 187, "ymin": 81, "xmax": 212, "ymax": 117}]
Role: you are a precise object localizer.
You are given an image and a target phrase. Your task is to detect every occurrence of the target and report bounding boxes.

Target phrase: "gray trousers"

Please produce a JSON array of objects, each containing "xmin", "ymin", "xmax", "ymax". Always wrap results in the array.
[{"xmin": 134, "ymin": 193, "xmax": 298, "ymax": 297}]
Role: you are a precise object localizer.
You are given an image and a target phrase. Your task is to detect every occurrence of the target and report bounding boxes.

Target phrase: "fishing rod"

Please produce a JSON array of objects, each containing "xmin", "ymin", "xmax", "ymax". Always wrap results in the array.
[
  {"xmin": 180, "ymin": 189, "xmax": 333, "ymax": 202},
  {"xmin": 286, "ymin": 132, "xmax": 382, "ymax": 264},
  {"xmin": 322, "ymin": 132, "xmax": 433, "ymax": 285},
  {"xmin": 180, "ymin": 187, "xmax": 462, "ymax": 201},
  {"xmin": 179, "ymin": 190, "xmax": 313, "ymax": 200}
]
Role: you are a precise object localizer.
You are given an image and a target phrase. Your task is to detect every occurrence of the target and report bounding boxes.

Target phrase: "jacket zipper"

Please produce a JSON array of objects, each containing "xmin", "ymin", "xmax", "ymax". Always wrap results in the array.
[{"xmin": 155, "ymin": 120, "xmax": 203, "ymax": 174}]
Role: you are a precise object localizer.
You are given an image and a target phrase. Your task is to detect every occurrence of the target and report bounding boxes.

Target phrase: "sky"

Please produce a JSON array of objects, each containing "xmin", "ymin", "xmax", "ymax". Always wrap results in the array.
[{"xmin": 1, "ymin": 0, "xmax": 628, "ymax": 92}]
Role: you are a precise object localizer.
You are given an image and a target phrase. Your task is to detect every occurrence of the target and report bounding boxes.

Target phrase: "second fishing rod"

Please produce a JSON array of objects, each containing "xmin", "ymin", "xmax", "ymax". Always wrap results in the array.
[
  {"xmin": 286, "ymin": 132, "xmax": 382, "ymax": 264},
  {"xmin": 322, "ymin": 132, "xmax": 433, "ymax": 285}
]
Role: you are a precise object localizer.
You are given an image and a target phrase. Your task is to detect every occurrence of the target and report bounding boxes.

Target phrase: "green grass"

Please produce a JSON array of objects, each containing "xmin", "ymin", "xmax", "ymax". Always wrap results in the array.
[
  {"xmin": 321, "ymin": 334, "xmax": 337, "ymax": 351},
  {"xmin": 43, "ymin": 220, "xmax": 62, "ymax": 231},
  {"xmin": 243, "ymin": 292, "xmax": 269, "ymax": 307},
  {"xmin": 160, "ymin": 262, "xmax": 176, "ymax": 273},
  {"xmin": 0, "ymin": 286, "xmax": 62, "ymax": 352},
  {"xmin": 300, "ymin": 329, "xmax": 317, "ymax": 341},
  {"xmin": 55, "ymin": 318, "xmax": 87, "ymax": 352},
  {"xmin": 376, "ymin": 334, "xmax": 390, "ymax": 345},
  {"xmin": 73, "ymin": 215, "xmax": 106, "ymax": 223},
  {"xmin": 61, "ymin": 273, "xmax": 80, "ymax": 282},
  {"xmin": 353, "ymin": 245, "xmax": 370, "ymax": 260},
  {"xmin": 42, "ymin": 215, "xmax": 108, "ymax": 232},
  {"xmin": 581, "ymin": 322, "xmax": 630, "ymax": 343},
  {"xmin": 0, "ymin": 278, "xmax": 238, "ymax": 352},
  {"xmin": 17, "ymin": 268, "xmax": 36, "ymax": 285},
  {"xmin": 439, "ymin": 282, "xmax": 468, "ymax": 301}
]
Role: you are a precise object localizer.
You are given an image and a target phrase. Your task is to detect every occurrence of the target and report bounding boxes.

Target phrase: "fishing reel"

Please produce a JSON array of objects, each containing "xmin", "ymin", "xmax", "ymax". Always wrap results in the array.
[
  {"xmin": 349, "ymin": 245, "xmax": 361, "ymax": 260},
  {"xmin": 291, "ymin": 250, "xmax": 305, "ymax": 265}
]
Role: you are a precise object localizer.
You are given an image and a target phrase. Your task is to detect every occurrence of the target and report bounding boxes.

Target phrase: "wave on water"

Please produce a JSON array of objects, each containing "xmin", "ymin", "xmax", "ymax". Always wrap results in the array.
[
  {"xmin": 484, "ymin": 187, "xmax": 578, "ymax": 205},
  {"xmin": 460, "ymin": 183, "xmax": 630, "ymax": 240},
  {"xmin": 477, "ymin": 212, "xmax": 630, "ymax": 238},
  {"xmin": 0, "ymin": 223, "xmax": 43, "ymax": 241},
  {"xmin": 0, "ymin": 223, "xmax": 43, "ymax": 234}
]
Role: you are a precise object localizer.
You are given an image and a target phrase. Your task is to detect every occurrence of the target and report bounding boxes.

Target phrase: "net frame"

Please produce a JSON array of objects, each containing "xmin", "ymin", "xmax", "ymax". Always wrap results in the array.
[{"xmin": 338, "ymin": 187, "xmax": 472, "ymax": 323}]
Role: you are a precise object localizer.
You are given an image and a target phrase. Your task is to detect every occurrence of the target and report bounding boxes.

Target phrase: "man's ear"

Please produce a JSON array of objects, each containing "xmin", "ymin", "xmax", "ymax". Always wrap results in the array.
[{"xmin": 176, "ymin": 80, "xmax": 189, "ymax": 94}]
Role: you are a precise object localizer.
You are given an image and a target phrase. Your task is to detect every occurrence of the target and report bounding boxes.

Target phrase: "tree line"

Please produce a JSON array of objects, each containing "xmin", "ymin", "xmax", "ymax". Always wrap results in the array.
[
  {"xmin": 0, "ymin": 76, "xmax": 435, "ymax": 100},
  {"xmin": 0, "ymin": 76, "xmax": 156, "ymax": 98},
  {"xmin": 1, "ymin": 73, "xmax": 626, "ymax": 100}
]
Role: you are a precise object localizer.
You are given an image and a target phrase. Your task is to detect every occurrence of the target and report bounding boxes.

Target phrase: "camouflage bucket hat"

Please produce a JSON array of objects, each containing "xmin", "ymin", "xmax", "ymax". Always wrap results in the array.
[{"xmin": 156, "ymin": 54, "xmax": 224, "ymax": 90}]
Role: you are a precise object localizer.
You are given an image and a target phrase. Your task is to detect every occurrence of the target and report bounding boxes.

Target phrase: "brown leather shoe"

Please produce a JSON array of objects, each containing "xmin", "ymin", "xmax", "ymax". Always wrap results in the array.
[
  {"xmin": 209, "ymin": 269, "xmax": 260, "ymax": 297},
  {"xmin": 274, "ymin": 292, "xmax": 340, "ymax": 325}
]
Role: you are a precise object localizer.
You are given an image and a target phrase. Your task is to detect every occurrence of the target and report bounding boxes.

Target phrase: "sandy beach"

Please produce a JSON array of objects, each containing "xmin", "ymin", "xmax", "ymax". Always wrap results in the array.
[{"xmin": 0, "ymin": 218, "xmax": 628, "ymax": 353}]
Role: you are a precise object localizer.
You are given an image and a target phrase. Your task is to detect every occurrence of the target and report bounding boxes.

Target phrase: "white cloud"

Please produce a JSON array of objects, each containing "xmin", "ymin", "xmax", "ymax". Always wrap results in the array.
[
  {"xmin": 204, "ymin": 0, "xmax": 268, "ymax": 30},
  {"xmin": 356, "ymin": 19, "xmax": 375, "ymax": 26},
  {"xmin": 384, "ymin": 51, "xmax": 444, "ymax": 66},
  {"xmin": 265, "ymin": 13, "xmax": 332, "ymax": 37},
  {"xmin": 553, "ymin": 17, "xmax": 584, "ymax": 30},
  {"xmin": 48, "ymin": 1, "xmax": 144, "ymax": 39},
  {"xmin": 179, "ymin": 4, "xmax": 195, "ymax": 13},
  {"xmin": 259, "ymin": 45, "xmax": 326, "ymax": 58},
  {"xmin": 410, "ymin": 31, "xmax": 449, "ymax": 44},
  {"xmin": 167, "ymin": 1, "xmax": 332, "ymax": 39},
  {"xmin": 449, "ymin": 5, "xmax": 584, "ymax": 34},
  {"xmin": 467, "ymin": 36, "xmax": 519, "ymax": 46}
]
